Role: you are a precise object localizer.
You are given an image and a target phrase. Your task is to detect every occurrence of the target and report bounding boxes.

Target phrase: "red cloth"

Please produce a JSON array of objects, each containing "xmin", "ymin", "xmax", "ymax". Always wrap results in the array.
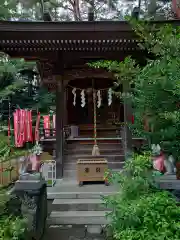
[
  {"xmin": 14, "ymin": 109, "xmax": 23, "ymax": 147},
  {"xmin": 14, "ymin": 109, "xmax": 33, "ymax": 147},
  {"xmin": 153, "ymin": 153, "xmax": 166, "ymax": 173},
  {"xmin": 131, "ymin": 115, "xmax": 134, "ymax": 124},
  {"xmin": 21, "ymin": 110, "xmax": 25, "ymax": 143},
  {"xmin": 13, "ymin": 110, "xmax": 18, "ymax": 147},
  {"xmin": 43, "ymin": 115, "xmax": 50, "ymax": 137},
  {"xmin": 26, "ymin": 110, "xmax": 33, "ymax": 142},
  {"xmin": 34, "ymin": 112, "xmax": 41, "ymax": 142}
]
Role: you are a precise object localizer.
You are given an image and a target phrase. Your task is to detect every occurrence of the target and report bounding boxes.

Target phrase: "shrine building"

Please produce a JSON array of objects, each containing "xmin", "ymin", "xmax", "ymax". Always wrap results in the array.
[{"xmin": 0, "ymin": 19, "xmax": 179, "ymax": 178}]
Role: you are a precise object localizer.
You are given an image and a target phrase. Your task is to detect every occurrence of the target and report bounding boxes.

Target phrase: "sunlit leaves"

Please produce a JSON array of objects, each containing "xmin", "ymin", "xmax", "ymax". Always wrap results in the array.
[{"xmin": 89, "ymin": 57, "xmax": 140, "ymax": 85}]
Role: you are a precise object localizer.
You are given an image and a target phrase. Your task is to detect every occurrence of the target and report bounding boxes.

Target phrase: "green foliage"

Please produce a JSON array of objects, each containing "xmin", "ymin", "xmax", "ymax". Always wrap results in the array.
[
  {"xmin": 88, "ymin": 57, "xmax": 139, "ymax": 85},
  {"xmin": 0, "ymin": 137, "xmax": 27, "ymax": 240},
  {"xmin": 0, "ymin": 133, "xmax": 28, "ymax": 162},
  {"xmin": 0, "ymin": 187, "xmax": 26, "ymax": 240},
  {"xmin": 108, "ymin": 153, "xmax": 153, "ymax": 200},
  {"xmin": 104, "ymin": 154, "xmax": 180, "ymax": 240},
  {"xmin": 132, "ymin": 23, "xmax": 180, "ymax": 157},
  {"xmin": 0, "ymin": 53, "xmax": 35, "ymax": 99},
  {"xmin": 123, "ymin": 152, "xmax": 152, "ymax": 177},
  {"xmin": 0, "ymin": 52, "xmax": 55, "ymax": 122},
  {"xmin": 0, "ymin": 215, "xmax": 26, "ymax": 240},
  {"xmin": 0, "ymin": 188, "xmax": 8, "ymax": 214},
  {"xmin": 0, "ymin": 0, "xmax": 19, "ymax": 20},
  {"xmin": 32, "ymin": 87, "xmax": 55, "ymax": 113},
  {"xmin": 90, "ymin": 22, "xmax": 180, "ymax": 158},
  {"xmin": 111, "ymin": 191, "xmax": 180, "ymax": 240}
]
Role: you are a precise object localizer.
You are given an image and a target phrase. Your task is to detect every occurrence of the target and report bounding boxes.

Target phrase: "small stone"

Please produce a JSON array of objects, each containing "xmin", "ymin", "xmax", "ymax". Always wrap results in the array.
[
  {"xmin": 67, "ymin": 225, "xmax": 73, "ymax": 228},
  {"xmin": 87, "ymin": 225, "xmax": 102, "ymax": 235},
  {"xmin": 49, "ymin": 225, "xmax": 60, "ymax": 228},
  {"xmin": 69, "ymin": 236, "xmax": 79, "ymax": 240},
  {"xmin": 93, "ymin": 238, "xmax": 105, "ymax": 240}
]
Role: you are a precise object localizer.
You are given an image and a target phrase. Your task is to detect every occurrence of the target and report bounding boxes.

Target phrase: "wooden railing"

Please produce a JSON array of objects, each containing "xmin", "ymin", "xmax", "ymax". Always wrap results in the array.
[{"xmin": 39, "ymin": 126, "xmax": 71, "ymax": 140}]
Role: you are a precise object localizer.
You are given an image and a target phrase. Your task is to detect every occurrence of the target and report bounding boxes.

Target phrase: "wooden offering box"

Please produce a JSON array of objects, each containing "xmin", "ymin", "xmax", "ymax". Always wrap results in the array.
[{"xmin": 77, "ymin": 158, "xmax": 108, "ymax": 186}]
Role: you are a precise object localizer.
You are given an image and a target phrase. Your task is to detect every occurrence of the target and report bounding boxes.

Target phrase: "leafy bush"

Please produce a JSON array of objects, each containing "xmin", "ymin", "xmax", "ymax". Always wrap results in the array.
[
  {"xmin": 104, "ymin": 154, "xmax": 180, "ymax": 240},
  {"xmin": 89, "ymin": 23, "xmax": 180, "ymax": 159},
  {"xmin": 0, "ymin": 216, "xmax": 26, "ymax": 240},
  {"xmin": 0, "ymin": 133, "xmax": 28, "ymax": 162},
  {"xmin": 111, "ymin": 191, "xmax": 180, "ymax": 240},
  {"xmin": 0, "ymin": 188, "xmax": 27, "ymax": 240}
]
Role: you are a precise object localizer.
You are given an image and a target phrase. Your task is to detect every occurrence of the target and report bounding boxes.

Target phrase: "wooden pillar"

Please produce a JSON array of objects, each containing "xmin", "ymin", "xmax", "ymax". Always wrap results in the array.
[
  {"xmin": 64, "ymin": 88, "xmax": 68, "ymax": 125},
  {"xmin": 121, "ymin": 82, "xmax": 132, "ymax": 158},
  {"xmin": 55, "ymin": 75, "xmax": 64, "ymax": 178}
]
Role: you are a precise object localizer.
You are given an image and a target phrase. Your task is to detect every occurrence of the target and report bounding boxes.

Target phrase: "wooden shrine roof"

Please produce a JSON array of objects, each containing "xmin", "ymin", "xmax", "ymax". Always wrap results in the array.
[
  {"xmin": 0, "ymin": 21, "xmax": 138, "ymax": 53},
  {"xmin": 0, "ymin": 20, "xmax": 180, "ymax": 53},
  {"xmin": 0, "ymin": 20, "xmax": 180, "ymax": 78}
]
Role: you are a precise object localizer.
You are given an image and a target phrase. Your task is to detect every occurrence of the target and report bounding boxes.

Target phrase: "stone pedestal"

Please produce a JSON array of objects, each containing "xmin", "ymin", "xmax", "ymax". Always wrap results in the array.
[{"xmin": 13, "ymin": 177, "xmax": 47, "ymax": 240}]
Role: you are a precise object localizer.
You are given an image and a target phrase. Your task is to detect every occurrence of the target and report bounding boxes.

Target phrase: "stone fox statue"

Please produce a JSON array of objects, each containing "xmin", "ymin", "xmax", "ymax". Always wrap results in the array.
[{"xmin": 152, "ymin": 144, "xmax": 176, "ymax": 174}]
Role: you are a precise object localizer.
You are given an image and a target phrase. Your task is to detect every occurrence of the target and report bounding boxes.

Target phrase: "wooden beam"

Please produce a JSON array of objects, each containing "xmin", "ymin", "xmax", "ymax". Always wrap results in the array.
[
  {"xmin": 121, "ymin": 82, "xmax": 132, "ymax": 157},
  {"xmin": 54, "ymin": 51, "xmax": 65, "ymax": 178},
  {"xmin": 0, "ymin": 20, "xmax": 180, "ymax": 33},
  {"xmin": 55, "ymin": 75, "xmax": 64, "ymax": 178}
]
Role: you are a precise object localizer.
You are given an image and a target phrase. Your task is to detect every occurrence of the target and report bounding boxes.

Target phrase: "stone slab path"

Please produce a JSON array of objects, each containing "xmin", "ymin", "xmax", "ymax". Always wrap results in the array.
[
  {"xmin": 42, "ymin": 225, "xmax": 106, "ymax": 240},
  {"xmin": 43, "ymin": 180, "xmax": 117, "ymax": 240}
]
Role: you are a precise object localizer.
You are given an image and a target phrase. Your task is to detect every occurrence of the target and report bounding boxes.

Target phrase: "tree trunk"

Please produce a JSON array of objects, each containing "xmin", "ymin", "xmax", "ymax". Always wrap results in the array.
[{"xmin": 69, "ymin": 0, "xmax": 82, "ymax": 21}]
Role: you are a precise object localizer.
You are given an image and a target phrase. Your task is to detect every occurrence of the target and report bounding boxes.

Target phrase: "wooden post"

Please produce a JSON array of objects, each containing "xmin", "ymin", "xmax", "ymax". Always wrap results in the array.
[
  {"xmin": 55, "ymin": 75, "xmax": 64, "ymax": 178},
  {"xmin": 63, "ymin": 88, "xmax": 68, "ymax": 125},
  {"xmin": 122, "ymin": 82, "xmax": 132, "ymax": 158}
]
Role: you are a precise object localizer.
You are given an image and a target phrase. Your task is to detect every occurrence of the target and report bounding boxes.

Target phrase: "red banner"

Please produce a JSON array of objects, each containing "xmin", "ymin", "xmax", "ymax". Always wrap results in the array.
[
  {"xmin": 26, "ymin": 110, "xmax": 33, "ymax": 142},
  {"xmin": 34, "ymin": 112, "xmax": 41, "ymax": 142},
  {"xmin": 43, "ymin": 115, "xmax": 50, "ymax": 137},
  {"xmin": 13, "ymin": 109, "xmax": 33, "ymax": 147},
  {"xmin": 53, "ymin": 114, "xmax": 56, "ymax": 136}
]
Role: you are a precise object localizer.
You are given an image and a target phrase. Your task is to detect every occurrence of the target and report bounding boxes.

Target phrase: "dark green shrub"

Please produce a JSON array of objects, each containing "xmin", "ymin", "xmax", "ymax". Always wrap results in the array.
[{"xmin": 104, "ymin": 154, "xmax": 180, "ymax": 240}]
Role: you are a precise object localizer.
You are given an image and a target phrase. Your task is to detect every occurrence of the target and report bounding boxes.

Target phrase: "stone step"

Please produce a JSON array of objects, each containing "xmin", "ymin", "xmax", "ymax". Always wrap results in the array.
[
  {"xmin": 66, "ymin": 142, "xmax": 122, "ymax": 147},
  {"xmin": 64, "ymin": 148, "xmax": 123, "ymax": 155},
  {"xmin": 47, "ymin": 188, "xmax": 117, "ymax": 200},
  {"xmin": 79, "ymin": 134, "xmax": 119, "ymax": 138},
  {"xmin": 64, "ymin": 161, "xmax": 124, "ymax": 170},
  {"xmin": 51, "ymin": 198, "xmax": 108, "ymax": 211},
  {"xmin": 63, "ymin": 169, "xmax": 122, "ymax": 180},
  {"xmin": 79, "ymin": 126, "xmax": 118, "ymax": 131},
  {"xmin": 64, "ymin": 154, "xmax": 125, "ymax": 163},
  {"xmin": 67, "ymin": 138, "xmax": 122, "ymax": 144},
  {"xmin": 79, "ymin": 130, "xmax": 118, "ymax": 135},
  {"xmin": 48, "ymin": 190, "xmax": 116, "ymax": 199},
  {"xmin": 47, "ymin": 211, "xmax": 110, "ymax": 225},
  {"xmin": 43, "ymin": 225, "xmax": 106, "ymax": 240},
  {"xmin": 47, "ymin": 180, "xmax": 118, "ymax": 199}
]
